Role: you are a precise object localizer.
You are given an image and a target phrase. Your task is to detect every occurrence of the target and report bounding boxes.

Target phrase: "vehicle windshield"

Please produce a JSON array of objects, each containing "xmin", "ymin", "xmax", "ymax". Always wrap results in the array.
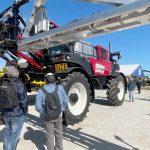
[
  {"xmin": 74, "ymin": 41, "xmax": 97, "ymax": 58},
  {"xmin": 49, "ymin": 44, "xmax": 71, "ymax": 55}
]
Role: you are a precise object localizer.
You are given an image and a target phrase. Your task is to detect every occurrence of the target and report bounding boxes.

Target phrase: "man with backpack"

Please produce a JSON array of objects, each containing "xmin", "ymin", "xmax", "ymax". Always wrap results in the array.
[
  {"xmin": 0, "ymin": 66, "xmax": 28, "ymax": 150},
  {"xmin": 35, "ymin": 73, "xmax": 68, "ymax": 150}
]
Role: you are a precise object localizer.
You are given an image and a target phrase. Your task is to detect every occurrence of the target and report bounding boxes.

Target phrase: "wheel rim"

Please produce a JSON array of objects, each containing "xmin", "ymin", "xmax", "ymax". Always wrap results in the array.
[
  {"xmin": 117, "ymin": 81, "xmax": 124, "ymax": 101},
  {"xmin": 68, "ymin": 82, "xmax": 87, "ymax": 116}
]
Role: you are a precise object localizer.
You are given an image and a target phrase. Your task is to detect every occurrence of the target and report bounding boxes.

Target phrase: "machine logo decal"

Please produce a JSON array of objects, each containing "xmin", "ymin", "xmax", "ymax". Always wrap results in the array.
[{"xmin": 95, "ymin": 63, "xmax": 105, "ymax": 74}]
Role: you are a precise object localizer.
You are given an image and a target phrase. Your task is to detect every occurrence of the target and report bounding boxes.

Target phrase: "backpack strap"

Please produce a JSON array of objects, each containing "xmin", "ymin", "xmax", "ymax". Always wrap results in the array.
[
  {"xmin": 9, "ymin": 80, "xmax": 16, "ymax": 88},
  {"xmin": 2, "ymin": 78, "xmax": 16, "ymax": 89},
  {"xmin": 2, "ymin": 78, "xmax": 11, "ymax": 83},
  {"xmin": 53, "ymin": 85, "xmax": 58, "ymax": 94},
  {"xmin": 41, "ymin": 87, "xmax": 48, "ymax": 96}
]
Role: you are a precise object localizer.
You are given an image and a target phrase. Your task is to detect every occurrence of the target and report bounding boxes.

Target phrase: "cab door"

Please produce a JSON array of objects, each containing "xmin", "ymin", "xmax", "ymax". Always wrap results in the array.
[{"xmin": 89, "ymin": 46, "xmax": 112, "ymax": 76}]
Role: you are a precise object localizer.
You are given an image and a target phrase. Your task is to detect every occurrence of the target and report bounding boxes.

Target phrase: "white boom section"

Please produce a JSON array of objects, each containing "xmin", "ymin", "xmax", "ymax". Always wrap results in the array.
[
  {"xmin": 77, "ymin": 0, "xmax": 135, "ymax": 6},
  {"xmin": 34, "ymin": 0, "xmax": 46, "ymax": 7},
  {"xmin": 18, "ymin": 0, "xmax": 150, "ymax": 51},
  {"xmin": 23, "ymin": 0, "xmax": 47, "ymax": 37}
]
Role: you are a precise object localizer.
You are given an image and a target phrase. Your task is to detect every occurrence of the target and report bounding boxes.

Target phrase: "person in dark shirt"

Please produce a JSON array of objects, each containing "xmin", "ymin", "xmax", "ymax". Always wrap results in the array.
[
  {"xmin": 1, "ymin": 66, "xmax": 28, "ymax": 150},
  {"xmin": 136, "ymin": 78, "xmax": 142, "ymax": 94},
  {"xmin": 128, "ymin": 75, "xmax": 135, "ymax": 102}
]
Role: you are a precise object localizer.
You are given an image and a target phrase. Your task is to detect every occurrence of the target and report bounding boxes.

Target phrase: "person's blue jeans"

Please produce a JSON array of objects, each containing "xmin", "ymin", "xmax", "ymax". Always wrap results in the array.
[
  {"xmin": 129, "ymin": 91, "xmax": 134, "ymax": 102},
  {"xmin": 3, "ymin": 115, "xmax": 26, "ymax": 150}
]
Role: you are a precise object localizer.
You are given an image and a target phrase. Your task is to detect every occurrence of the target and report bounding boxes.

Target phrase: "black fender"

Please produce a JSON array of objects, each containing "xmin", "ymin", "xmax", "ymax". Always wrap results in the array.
[{"xmin": 53, "ymin": 53, "xmax": 93, "ymax": 75}]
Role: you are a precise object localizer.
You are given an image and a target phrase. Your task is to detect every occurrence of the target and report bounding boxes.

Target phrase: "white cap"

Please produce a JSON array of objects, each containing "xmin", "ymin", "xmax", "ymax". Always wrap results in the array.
[{"xmin": 45, "ymin": 72, "xmax": 54, "ymax": 76}]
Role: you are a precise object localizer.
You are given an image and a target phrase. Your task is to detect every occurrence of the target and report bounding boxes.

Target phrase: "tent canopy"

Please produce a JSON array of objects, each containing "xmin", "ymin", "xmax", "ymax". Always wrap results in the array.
[{"xmin": 119, "ymin": 64, "xmax": 145, "ymax": 78}]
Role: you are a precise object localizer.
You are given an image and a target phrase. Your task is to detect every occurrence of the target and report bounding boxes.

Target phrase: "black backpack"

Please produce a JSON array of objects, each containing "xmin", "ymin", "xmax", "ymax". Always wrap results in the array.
[
  {"xmin": 42, "ymin": 85, "xmax": 61, "ymax": 121},
  {"xmin": 0, "ymin": 78, "xmax": 18, "ymax": 109}
]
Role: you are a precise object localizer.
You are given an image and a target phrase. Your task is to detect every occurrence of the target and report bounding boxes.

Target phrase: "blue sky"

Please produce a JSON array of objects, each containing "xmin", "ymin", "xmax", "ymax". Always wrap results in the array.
[{"xmin": 0, "ymin": 0, "xmax": 150, "ymax": 70}]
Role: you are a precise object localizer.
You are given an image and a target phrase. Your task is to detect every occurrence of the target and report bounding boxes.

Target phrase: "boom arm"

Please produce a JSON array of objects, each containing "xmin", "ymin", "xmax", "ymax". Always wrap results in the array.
[
  {"xmin": 77, "ymin": 0, "xmax": 136, "ymax": 6},
  {"xmin": 18, "ymin": 0, "xmax": 150, "ymax": 52}
]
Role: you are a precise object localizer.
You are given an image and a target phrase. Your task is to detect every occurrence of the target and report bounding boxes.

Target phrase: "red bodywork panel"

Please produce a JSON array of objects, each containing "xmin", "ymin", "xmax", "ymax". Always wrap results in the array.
[
  {"xmin": 88, "ymin": 46, "xmax": 112, "ymax": 76},
  {"xmin": 49, "ymin": 21, "xmax": 58, "ymax": 28},
  {"xmin": 35, "ymin": 50, "xmax": 44, "ymax": 58}
]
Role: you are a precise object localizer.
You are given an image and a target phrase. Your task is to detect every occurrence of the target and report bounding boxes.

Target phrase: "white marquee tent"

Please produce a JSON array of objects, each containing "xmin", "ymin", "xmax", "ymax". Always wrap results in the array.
[{"xmin": 119, "ymin": 64, "xmax": 145, "ymax": 77}]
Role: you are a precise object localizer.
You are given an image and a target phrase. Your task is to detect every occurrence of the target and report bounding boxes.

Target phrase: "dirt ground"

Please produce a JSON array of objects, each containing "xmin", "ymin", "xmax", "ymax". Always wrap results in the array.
[{"xmin": 0, "ymin": 89, "xmax": 150, "ymax": 150}]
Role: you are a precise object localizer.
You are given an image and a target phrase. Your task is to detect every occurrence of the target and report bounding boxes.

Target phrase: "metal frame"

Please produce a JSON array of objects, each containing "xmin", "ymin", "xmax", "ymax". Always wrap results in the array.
[
  {"xmin": 18, "ymin": 0, "xmax": 150, "ymax": 51},
  {"xmin": 77, "ymin": 0, "xmax": 135, "ymax": 6},
  {"xmin": 23, "ymin": 0, "xmax": 48, "ymax": 37}
]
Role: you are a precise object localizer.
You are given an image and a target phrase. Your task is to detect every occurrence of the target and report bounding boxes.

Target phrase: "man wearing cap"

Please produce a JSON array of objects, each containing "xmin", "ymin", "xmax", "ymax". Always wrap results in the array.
[
  {"xmin": 1, "ymin": 66, "xmax": 28, "ymax": 150},
  {"xmin": 35, "ymin": 73, "xmax": 68, "ymax": 150},
  {"xmin": 128, "ymin": 75, "xmax": 135, "ymax": 102}
]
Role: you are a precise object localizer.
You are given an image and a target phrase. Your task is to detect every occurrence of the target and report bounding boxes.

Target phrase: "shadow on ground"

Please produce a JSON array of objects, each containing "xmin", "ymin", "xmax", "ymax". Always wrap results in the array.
[
  {"xmin": 135, "ymin": 98, "xmax": 150, "ymax": 102},
  {"xmin": 64, "ymin": 128, "xmax": 129, "ymax": 150},
  {"xmin": 25, "ymin": 113, "xmax": 131, "ymax": 150},
  {"xmin": 94, "ymin": 98, "xmax": 110, "ymax": 106},
  {"xmin": 24, "ymin": 126, "xmax": 46, "ymax": 150},
  {"xmin": 27, "ymin": 94, "xmax": 36, "ymax": 106},
  {"xmin": 146, "ymin": 113, "xmax": 150, "ymax": 116},
  {"xmin": 26, "ymin": 113, "xmax": 44, "ymax": 130},
  {"xmin": 114, "ymin": 135, "xmax": 139, "ymax": 150},
  {"xmin": 24, "ymin": 113, "xmax": 46, "ymax": 150}
]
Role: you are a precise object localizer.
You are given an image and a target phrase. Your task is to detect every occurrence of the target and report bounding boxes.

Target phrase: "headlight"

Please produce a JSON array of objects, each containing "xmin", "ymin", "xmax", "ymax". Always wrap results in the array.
[
  {"xmin": 18, "ymin": 58, "xmax": 28, "ymax": 69},
  {"xmin": 66, "ymin": 55, "xmax": 70, "ymax": 60}
]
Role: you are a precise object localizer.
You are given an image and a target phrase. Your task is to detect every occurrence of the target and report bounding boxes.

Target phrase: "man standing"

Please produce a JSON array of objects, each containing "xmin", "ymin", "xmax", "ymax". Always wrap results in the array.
[
  {"xmin": 35, "ymin": 73, "xmax": 68, "ymax": 150},
  {"xmin": 128, "ymin": 75, "xmax": 135, "ymax": 102},
  {"xmin": 136, "ymin": 78, "xmax": 142, "ymax": 94},
  {"xmin": 1, "ymin": 66, "xmax": 28, "ymax": 150}
]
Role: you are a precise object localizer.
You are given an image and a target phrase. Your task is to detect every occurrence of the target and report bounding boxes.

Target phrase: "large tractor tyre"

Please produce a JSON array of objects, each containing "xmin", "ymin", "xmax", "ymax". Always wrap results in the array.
[
  {"xmin": 62, "ymin": 72, "xmax": 91, "ymax": 125},
  {"xmin": 107, "ymin": 75, "xmax": 125, "ymax": 106}
]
